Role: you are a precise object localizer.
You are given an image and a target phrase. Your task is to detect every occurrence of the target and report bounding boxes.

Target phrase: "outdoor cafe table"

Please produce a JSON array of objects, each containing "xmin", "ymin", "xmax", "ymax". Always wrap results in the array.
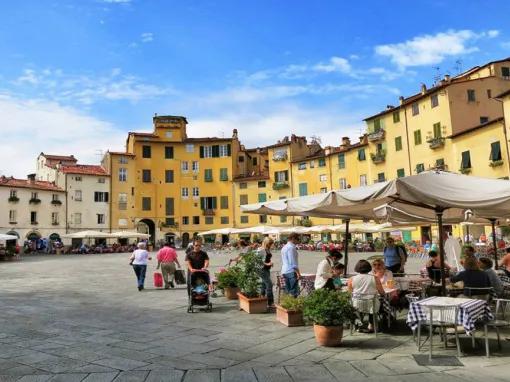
[{"xmin": 407, "ymin": 296, "xmax": 493, "ymax": 335}]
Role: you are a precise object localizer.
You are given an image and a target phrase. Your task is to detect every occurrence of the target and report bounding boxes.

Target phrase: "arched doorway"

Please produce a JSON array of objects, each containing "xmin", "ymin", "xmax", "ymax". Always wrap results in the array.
[
  {"xmin": 164, "ymin": 233, "xmax": 175, "ymax": 246},
  {"xmin": 182, "ymin": 232, "xmax": 190, "ymax": 248},
  {"xmin": 49, "ymin": 233, "xmax": 60, "ymax": 241},
  {"xmin": 26, "ymin": 231, "xmax": 41, "ymax": 241},
  {"xmin": 137, "ymin": 219, "xmax": 156, "ymax": 245}
]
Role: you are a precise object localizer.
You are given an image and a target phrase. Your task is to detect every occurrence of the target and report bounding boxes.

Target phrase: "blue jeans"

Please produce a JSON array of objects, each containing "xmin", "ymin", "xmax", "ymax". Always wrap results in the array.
[
  {"xmin": 283, "ymin": 272, "xmax": 299, "ymax": 297},
  {"xmin": 260, "ymin": 269, "xmax": 274, "ymax": 305},
  {"xmin": 132, "ymin": 264, "xmax": 147, "ymax": 287}
]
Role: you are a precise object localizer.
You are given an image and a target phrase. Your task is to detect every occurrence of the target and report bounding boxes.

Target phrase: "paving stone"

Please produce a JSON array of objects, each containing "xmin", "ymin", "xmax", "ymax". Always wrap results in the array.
[
  {"xmin": 33, "ymin": 358, "xmax": 88, "ymax": 373},
  {"xmin": 16, "ymin": 376, "xmax": 52, "ymax": 382},
  {"xmin": 382, "ymin": 356, "xmax": 432, "ymax": 375},
  {"xmin": 329, "ymin": 349, "xmax": 379, "ymax": 361},
  {"xmin": 0, "ymin": 376, "xmax": 20, "ymax": 382},
  {"xmin": 322, "ymin": 360, "xmax": 367, "ymax": 381},
  {"xmin": 145, "ymin": 370, "xmax": 185, "ymax": 382},
  {"xmin": 111, "ymin": 371, "xmax": 149, "ymax": 382},
  {"xmin": 12, "ymin": 351, "xmax": 63, "ymax": 366},
  {"xmin": 221, "ymin": 368, "xmax": 257, "ymax": 382},
  {"xmin": 109, "ymin": 342, "xmax": 153, "ymax": 351},
  {"xmin": 72, "ymin": 365, "xmax": 120, "ymax": 373},
  {"xmin": 1, "ymin": 365, "xmax": 47, "ymax": 376},
  {"xmin": 349, "ymin": 360, "xmax": 393, "ymax": 377},
  {"xmin": 182, "ymin": 369, "xmax": 220, "ymax": 382},
  {"xmin": 47, "ymin": 373, "xmax": 88, "ymax": 382},
  {"xmin": 92, "ymin": 357, "xmax": 148, "ymax": 371},
  {"xmin": 284, "ymin": 365, "xmax": 336, "ymax": 382},
  {"xmin": 178, "ymin": 353, "xmax": 238, "ymax": 368},
  {"xmin": 81, "ymin": 373, "xmax": 120, "ymax": 382},
  {"xmin": 206, "ymin": 349, "xmax": 256, "ymax": 362}
]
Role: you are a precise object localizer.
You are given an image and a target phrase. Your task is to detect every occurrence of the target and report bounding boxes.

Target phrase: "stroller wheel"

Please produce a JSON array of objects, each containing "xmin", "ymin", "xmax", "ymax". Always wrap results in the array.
[{"xmin": 207, "ymin": 303, "xmax": 212, "ymax": 312}]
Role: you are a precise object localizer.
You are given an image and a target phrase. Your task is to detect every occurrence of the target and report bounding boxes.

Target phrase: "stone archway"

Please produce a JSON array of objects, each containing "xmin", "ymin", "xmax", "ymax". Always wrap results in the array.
[
  {"xmin": 137, "ymin": 219, "xmax": 156, "ymax": 245},
  {"xmin": 182, "ymin": 232, "xmax": 190, "ymax": 249}
]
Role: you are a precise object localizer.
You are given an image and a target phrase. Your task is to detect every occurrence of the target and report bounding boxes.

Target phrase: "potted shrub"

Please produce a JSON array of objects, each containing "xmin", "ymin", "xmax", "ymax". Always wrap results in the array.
[
  {"xmin": 303, "ymin": 289, "xmax": 356, "ymax": 347},
  {"xmin": 216, "ymin": 266, "xmax": 242, "ymax": 299},
  {"xmin": 276, "ymin": 294, "xmax": 305, "ymax": 327},
  {"xmin": 237, "ymin": 251, "xmax": 268, "ymax": 313}
]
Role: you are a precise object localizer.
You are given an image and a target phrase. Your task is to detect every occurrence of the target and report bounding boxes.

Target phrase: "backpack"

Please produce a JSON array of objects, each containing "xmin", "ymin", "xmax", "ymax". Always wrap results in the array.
[{"xmin": 396, "ymin": 244, "xmax": 408, "ymax": 262}]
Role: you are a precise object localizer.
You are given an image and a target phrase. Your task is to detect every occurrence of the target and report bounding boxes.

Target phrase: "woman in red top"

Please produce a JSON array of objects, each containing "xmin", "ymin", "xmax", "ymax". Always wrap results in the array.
[{"xmin": 156, "ymin": 242, "xmax": 181, "ymax": 289}]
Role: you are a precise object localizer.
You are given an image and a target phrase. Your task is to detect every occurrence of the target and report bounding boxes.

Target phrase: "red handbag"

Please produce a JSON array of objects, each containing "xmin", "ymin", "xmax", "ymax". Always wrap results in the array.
[{"xmin": 153, "ymin": 272, "xmax": 163, "ymax": 288}]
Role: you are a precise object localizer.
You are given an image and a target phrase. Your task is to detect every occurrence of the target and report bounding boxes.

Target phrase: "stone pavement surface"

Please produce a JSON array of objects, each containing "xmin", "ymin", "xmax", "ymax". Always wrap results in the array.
[{"xmin": 1, "ymin": 251, "xmax": 509, "ymax": 381}]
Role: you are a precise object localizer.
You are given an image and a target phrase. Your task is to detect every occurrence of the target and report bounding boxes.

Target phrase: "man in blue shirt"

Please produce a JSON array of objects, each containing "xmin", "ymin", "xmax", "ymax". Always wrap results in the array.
[
  {"xmin": 281, "ymin": 233, "xmax": 301, "ymax": 297},
  {"xmin": 383, "ymin": 237, "xmax": 406, "ymax": 275}
]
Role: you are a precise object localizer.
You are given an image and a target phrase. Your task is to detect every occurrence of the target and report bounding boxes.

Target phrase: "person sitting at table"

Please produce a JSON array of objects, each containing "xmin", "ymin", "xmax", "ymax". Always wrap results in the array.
[
  {"xmin": 498, "ymin": 247, "xmax": 510, "ymax": 277},
  {"xmin": 450, "ymin": 256, "xmax": 491, "ymax": 298},
  {"xmin": 348, "ymin": 260, "xmax": 385, "ymax": 333},
  {"xmin": 331, "ymin": 263, "xmax": 345, "ymax": 290},
  {"xmin": 425, "ymin": 250, "xmax": 451, "ymax": 283},
  {"xmin": 314, "ymin": 249, "xmax": 343, "ymax": 290},
  {"xmin": 478, "ymin": 257, "xmax": 504, "ymax": 297},
  {"xmin": 370, "ymin": 258, "xmax": 394, "ymax": 285}
]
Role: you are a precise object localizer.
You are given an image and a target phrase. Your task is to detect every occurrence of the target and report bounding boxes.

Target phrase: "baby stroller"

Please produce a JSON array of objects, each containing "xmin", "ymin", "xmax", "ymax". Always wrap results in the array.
[{"xmin": 187, "ymin": 270, "xmax": 212, "ymax": 313}]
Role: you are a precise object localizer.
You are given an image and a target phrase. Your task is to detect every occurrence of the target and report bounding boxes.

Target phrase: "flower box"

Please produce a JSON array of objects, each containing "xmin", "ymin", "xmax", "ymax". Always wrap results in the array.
[
  {"xmin": 238, "ymin": 293, "xmax": 268, "ymax": 314},
  {"xmin": 29, "ymin": 198, "xmax": 41, "ymax": 204},
  {"xmin": 8, "ymin": 196, "xmax": 19, "ymax": 203},
  {"xmin": 276, "ymin": 305, "xmax": 304, "ymax": 327},
  {"xmin": 489, "ymin": 160, "xmax": 504, "ymax": 168}
]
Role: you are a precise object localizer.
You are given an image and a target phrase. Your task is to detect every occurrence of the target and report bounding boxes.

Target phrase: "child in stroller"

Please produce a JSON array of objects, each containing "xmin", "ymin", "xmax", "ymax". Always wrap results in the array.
[{"xmin": 187, "ymin": 270, "xmax": 212, "ymax": 313}]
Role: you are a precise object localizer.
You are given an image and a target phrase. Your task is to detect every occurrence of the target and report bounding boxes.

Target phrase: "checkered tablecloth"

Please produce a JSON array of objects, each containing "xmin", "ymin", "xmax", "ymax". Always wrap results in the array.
[{"xmin": 407, "ymin": 296, "xmax": 493, "ymax": 335}]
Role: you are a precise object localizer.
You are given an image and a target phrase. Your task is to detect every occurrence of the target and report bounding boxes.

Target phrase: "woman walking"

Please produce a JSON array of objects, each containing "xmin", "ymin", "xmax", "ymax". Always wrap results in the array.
[
  {"xmin": 259, "ymin": 237, "xmax": 274, "ymax": 307},
  {"xmin": 156, "ymin": 242, "xmax": 181, "ymax": 289},
  {"xmin": 130, "ymin": 242, "xmax": 151, "ymax": 291}
]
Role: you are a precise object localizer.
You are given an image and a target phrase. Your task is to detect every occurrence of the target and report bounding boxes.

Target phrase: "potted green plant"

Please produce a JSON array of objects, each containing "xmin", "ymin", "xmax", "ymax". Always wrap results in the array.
[
  {"xmin": 276, "ymin": 294, "xmax": 305, "ymax": 327},
  {"xmin": 237, "ymin": 251, "xmax": 268, "ymax": 313},
  {"xmin": 216, "ymin": 266, "xmax": 242, "ymax": 299},
  {"xmin": 303, "ymin": 289, "xmax": 356, "ymax": 347}
]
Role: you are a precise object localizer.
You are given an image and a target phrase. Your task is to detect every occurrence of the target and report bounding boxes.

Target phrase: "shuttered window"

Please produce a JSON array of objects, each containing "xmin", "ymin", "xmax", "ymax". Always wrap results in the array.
[
  {"xmin": 433, "ymin": 123, "xmax": 442, "ymax": 138},
  {"xmin": 204, "ymin": 169, "xmax": 213, "ymax": 182},
  {"xmin": 490, "ymin": 142, "xmax": 502, "ymax": 161},
  {"xmin": 165, "ymin": 198, "xmax": 174, "ymax": 215},
  {"xmin": 461, "ymin": 151, "xmax": 471, "ymax": 169},
  {"xmin": 298, "ymin": 183, "xmax": 308, "ymax": 196}
]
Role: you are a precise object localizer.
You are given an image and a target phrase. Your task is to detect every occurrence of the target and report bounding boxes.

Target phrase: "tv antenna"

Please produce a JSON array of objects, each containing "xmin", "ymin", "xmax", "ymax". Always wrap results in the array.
[
  {"xmin": 433, "ymin": 66, "xmax": 441, "ymax": 85},
  {"xmin": 95, "ymin": 149, "xmax": 104, "ymax": 162},
  {"xmin": 310, "ymin": 135, "xmax": 322, "ymax": 145},
  {"xmin": 454, "ymin": 59, "xmax": 463, "ymax": 74}
]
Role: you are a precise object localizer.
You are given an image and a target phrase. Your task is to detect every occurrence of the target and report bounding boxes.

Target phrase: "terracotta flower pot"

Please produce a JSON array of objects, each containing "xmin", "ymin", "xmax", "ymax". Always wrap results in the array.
[
  {"xmin": 238, "ymin": 293, "xmax": 268, "ymax": 314},
  {"xmin": 313, "ymin": 324, "xmax": 343, "ymax": 347},
  {"xmin": 224, "ymin": 287, "xmax": 240, "ymax": 300},
  {"xmin": 275, "ymin": 305, "xmax": 304, "ymax": 327}
]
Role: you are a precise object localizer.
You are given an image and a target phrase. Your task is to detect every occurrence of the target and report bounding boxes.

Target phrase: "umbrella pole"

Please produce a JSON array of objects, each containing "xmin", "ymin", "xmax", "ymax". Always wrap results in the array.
[
  {"xmin": 490, "ymin": 218, "xmax": 498, "ymax": 270},
  {"xmin": 466, "ymin": 224, "xmax": 470, "ymax": 243},
  {"xmin": 344, "ymin": 219, "xmax": 350, "ymax": 276},
  {"xmin": 436, "ymin": 209, "xmax": 446, "ymax": 296}
]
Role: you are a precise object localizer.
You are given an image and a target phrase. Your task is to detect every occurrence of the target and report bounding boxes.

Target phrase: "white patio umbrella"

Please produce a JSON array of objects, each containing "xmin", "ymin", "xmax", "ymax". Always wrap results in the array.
[
  {"xmin": 0, "ymin": 234, "xmax": 18, "ymax": 241},
  {"xmin": 111, "ymin": 231, "xmax": 150, "ymax": 239},
  {"xmin": 231, "ymin": 225, "xmax": 281, "ymax": 235},
  {"xmin": 302, "ymin": 225, "xmax": 337, "ymax": 234},
  {"xmin": 198, "ymin": 228, "xmax": 237, "ymax": 236},
  {"xmin": 61, "ymin": 230, "xmax": 114, "ymax": 239},
  {"xmin": 277, "ymin": 226, "xmax": 310, "ymax": 234}
]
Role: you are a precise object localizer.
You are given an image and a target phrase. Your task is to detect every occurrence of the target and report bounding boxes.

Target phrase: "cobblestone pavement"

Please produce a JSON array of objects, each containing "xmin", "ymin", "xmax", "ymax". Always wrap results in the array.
[{"xmin": 1, "ymin": 251, "xmax": 509, "ymax": 381}]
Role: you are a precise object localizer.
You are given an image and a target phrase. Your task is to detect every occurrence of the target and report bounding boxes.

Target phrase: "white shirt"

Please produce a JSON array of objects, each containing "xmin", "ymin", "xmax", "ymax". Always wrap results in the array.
[
  {"xmin": 132, "ymin": 249, "xmax": 149, "ymax": 265},
  {"xmin": 314, "ymin": 258, "xmax": 334, "ymax": 289},
  {"xmin": 281, "ymin": 242, "xmax": 298, "ymax": 275},
  {"xmin": 369, "ymin": 270, "xmax": 393, "ymax": 284}
]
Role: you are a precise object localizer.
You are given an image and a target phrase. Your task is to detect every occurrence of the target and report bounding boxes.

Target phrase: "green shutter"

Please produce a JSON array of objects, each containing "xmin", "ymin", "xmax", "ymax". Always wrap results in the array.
[
  {"xmin": 397, "ymin": 168, "xmax": 405, "ymax": 178},
  {"xmin": 338, "ymin": 153, "xmax": 345, "ymax": 169},
  {"xmin": 220, "ymin": 196, "xmax": 228, "ymax": 209},
  {"xmin": 433, "ymin": 123, "xmax": 441, "ymax": 138},
  {"xmin": 358, "ymin": 149, "xmax": 366, "ymax": 161},
  {"xmin": 212, "ymin": 197, "xmax": 217, "ymax": 209},
  {"xmin": 299, "ymin": 183, "xmax": 308, "ymax": 196},
  {"xmin": 393, "ymin": 111, "xmax": 400, "ymax": 123},
  {"xmin": 199, "ymin": 146, "xmax": 204, "ymax": 158},
  {"xmin": 258, "ymin": 193, "xmax": 267, "ymax": 203},
  {"xmin": 490, "ymin": 142, "xmax": 502, "ymax": 161},
  {"xmin": 212, "ymin": 145, "xmax": 220, "ymax": 157},
  {"xmin": 165, "ymin": 198, "xmax": 174, "ymax": 215},
  {"xmin": 461, "ymin": 151, "xmax": 471, "ymax": 169},
  {"xmin": 318, "ymin": 158, "xmax": 326, "ymax": 167},
  {"xmin": 227, "ymin": 144, "xmax": 231, "ymax": 156},
  {"xmin": 205, "ymin": 169, "xmax": 213, "ymax": 182},
  {"xmin": 395, "ymin": 137, "xmax": 402, "ymax": 151},
  {"xmin": 414, "ymin": 130, "xmax": 422, "ymax": 145},
  {"xmin": 220, "ymin": 168, "xmax": 228, "ymax": 181},
  {"xmin": 200, "ymin": 197, "xmax": 206, "ymax": 210}
]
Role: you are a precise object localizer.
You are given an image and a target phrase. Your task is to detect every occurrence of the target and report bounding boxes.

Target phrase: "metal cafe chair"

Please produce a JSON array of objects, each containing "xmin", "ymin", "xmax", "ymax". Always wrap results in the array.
[
  {"xmin": 482, "ymin": 298, "xmax": 510, "ymax": 357},
  {"xmin": 417, "ymin": 304, "xmax": 461, "ymax": 360},
  {"xmin": 462, "ymin": 287, "xmax": 494, "ymax": 301},
  {"xmin": 351, "ymin": 293, "xmax": 379, "ymax": 337},
  {"xmin": 406, "ymin": 294, "xmax": 420, "ymax": 343}
]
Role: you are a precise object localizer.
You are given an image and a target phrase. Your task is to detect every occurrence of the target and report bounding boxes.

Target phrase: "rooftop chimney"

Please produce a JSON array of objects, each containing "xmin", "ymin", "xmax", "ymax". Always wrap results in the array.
[
  {"xmin": 324, "ymin": 147, "xmax": 331, "ymax": 156},
  {"xmin": 27, "ymin": 174, "xmax": 36, "ymax": 184},
  {"xmin": 444, "ymin": 74, "xmax": 451, "ymax": 82},
  {"xmin": 341, "ymin": 137, "xmax": 351, "ymax": 148},
  {"xmin": 399, "ymin": 96, "xmax": 405, "ymax": 105},
  {"xmin": 420, "ymin": 83, "xmax": 427, "ymax": 94},
  {"xmin": 232, "ymin": 129, "xmax": 238, "ymax": 139},
  {"xmin": 386, "ymin": 105, "xmax": 395, "ymax": 110}
]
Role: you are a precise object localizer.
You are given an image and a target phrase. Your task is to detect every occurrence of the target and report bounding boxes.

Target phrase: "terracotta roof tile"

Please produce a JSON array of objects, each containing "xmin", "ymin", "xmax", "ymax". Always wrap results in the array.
[
  {"xmin": 108, "ymin": 151, "xmax": 136, "ymax": 156},
  {"xmin": 0, "ymin": 177, "xmax": 64, "ymax": 192},
  {"xmin": 40, "ymin": 153, "xmax": 77, "ymax": 162},
  {"xmin": 60, "ymin": 165, "xmax": 108, "ymax": 176}
]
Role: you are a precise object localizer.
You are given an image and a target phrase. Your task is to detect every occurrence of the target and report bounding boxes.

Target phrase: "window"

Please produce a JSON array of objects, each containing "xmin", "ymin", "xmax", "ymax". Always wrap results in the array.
[
  {"xmin": 259, "ymin": 215, "xmax": 267, "ymax": 224},
  {"xmin": 9, "ymin": 210, "xmax": 16, "ymax": 223},
  {"xmin": 252, "ymin": 158, "xmax": 258, "ymax": 166},
  {"xmin": 258, "ymin": 193, "xmax": 267, "ymax": 203},
  {"xmin": 412, "ymin": 102, "xmax": 419, "ymax": 116},
  {"xmin": 258, "ymin": 181, "xmax": 266, "ymax": 188},
  {"xmin": 52, "ymin": 212, "xmax": 59, "ymax": 225},
  {"xmin": 119, "ymin": 168, "xmax": 127, "ymax": 182},
  {"xmin": 9, "ymin": 190, "xmax": 17, "ymax": 198},
  {"xmin": 377, "ymin": 173, "xmax": 385, "ymax": 182},
  {"xmin": 239, "ymin": 182, "xmax": 247, "ymax": 189},
  {"xmin": 118, "ymin": 193, "xmax": 127, "ymax": 210},
  {"xmin": 240, "ymin": 194, "xmax": 248, "ymax": 205},
  {"xmin": 393, "ymin": 111, "xmax": 400, "ymax": 123},
  {"xmin": 192, "ymin": 216, "xmax": 200, "ymax": 225},
  {"xmin": 467, "ymin": 89, "xmax": 476, "ymax": 102},
  {"xmin": 221, "ymin": 216, "xmax": 229, "ymax": 225},
  {"xmin": 142, "ymin": 197, "xmax": 151, "ymax": 211},
  {"xmin": 200, "ymin": 196, "xmax": 217, "ymax": 210},
  {"xmin": 181, "ymin": 161, "xmax": 189, "ymax": 172},
  {"xmin": 490, "ymin": 141, "xmax": 502, "ymax": 162},
  {"xmin": 165, "ymin": 146, "xmax": 174, "ymax": 159},
  {"xmin": 75, "ymin": 176, "xmax": 82, "ymax": 182},
  {"xmin": 433, "ymin": 122, "xmax": 442, "ymax": 138},
  {"xmin": 219, "ymin": 168, "xmax": 228, "ymax": 181},
  {"xmin": 487, "ymin": 89, "xmax": 492, "ymax": 99},
  {"xmin": 240, "ymin": 216, "xmax": 249, "ymax": 224},
  {"xmin": 416, "ymin": 163, "xmax": 425, "ymax": 173},
  {"xmin": 74, "ymin": 213, "xmax": 81, "ymax": 225},
  {"xmin": 192, "ymin": 187, "xmax": 199, "ymax": 198},
  {"xmin": 219, "ymin": 144, "xmax": 230, "ymax": 157},
  {"xmin": 182, "ymin": 216, "xmax": 189, "ymax": 225},
  {"xmin": 182, "ymin": 187, "xmax": 189, "ymax": 198},
  {"xmin": 480, "ymin": 116, "xmax": 489, "ymax": 124},
  {"xmin": 298, "ymin": 162, "xmax": 306, "ymax": 170},
  {"xmin": 31, "ymin": 192, "xmax": 38, "ymax": 199},
  {"xmin": 358, "ymin": 149, "xmax": 366, "ymax": 161},
  {"xmin": 502, "ymin": 67, "xmax": 510, "ymax": 77},
  {"xmin": 339, "ymin": 178, "xmax": 347, "ymax": 189},
  {"xmin": 165, "ymin": 218, "xmax": 175, "ymax": 226},
  {"xmin": 186, "ymin": 144, "xmax": 194, "ymax": 153},
  {"xmin": 94, "ymin": 192, "xmax": 109, "ymax": 202},
  {"xmin": 166, "ymin": 198, "xmax": 174, "ymax": 215},
  {"xmin": 30, "ymin": 211, "xmax": 37, "ymax": 224},
  {"xmin": 309, "ymin": 160, "xmax": 315, "ymax": 168},
  {"xmin": 75, "ymin": 190, "xmax": 82, "ymax": 201},
  {"xmin": 192, "ymin": 161, "xmax": 199, "ymax": 172},
  {"xmin": 119, "ymin": 156, "xmax": 128, "ymax": 164},
  {"xmin": 461, "ymin": 151, "xmax": 471, "ymax": 169},
  {"xmin": 142, "ymin": 169, "xmax": 151, "ymax": 182},
  {"xmin": 98, "ymin": 178, "xmax": 105, "ymax": 184},
  {"xmin": 338, "ymin": 153, "xmax": 345, "ymax": 169},
  {"xmin": 431, "ymin": 94, "xmax": 439, "ymax": 108},
  {"xmin": 204, "ymin": 169, "xmax": 213, "ymax": 182},
  {"xmin": 142, "ymin": 145, "xmax": 151, "ymax": 158},
  {"xmin": 436, "ymin": 158, "xmax": 445, "ymax": 168},
  {"xmin": 397, "ymin": 168, "xmax": 405, "ymax": 178},
  {"xmin": 97, "ymin": 214, "xmax": 105, "ymax": 224},
  {"xmin": 320, "ymin": 187, "xmax": 328, "ymax": 193},
  {"xmin": 165, "ymin": 170, "xmax": 174, "ymax": 183},
  {"xmin": 318, "ymin": 158, "xmax": 326, "ymax": 167},
  {"xmin": 319, "ymin": 174, "xmax": 327, "ymax": 182},
  {"xmin": 298, "ymin": 183, "xmax": 308, "ymax": 196},
  {"xmin": 280, "ymin": 215, "xmax": 287, "ymax": 223},
  {"xmin": 165, "ymin": 131, "xmax": 173, "ymax": 138},
  {"xmin": 274, "ymin": 170, "xmax": 289, "ymax": 182},
  {"xmin": 360, "ymin": 174, "xmax": 367, "ymax": 186},
  {"xmin": 395, "ymin": 136, "xmax": 402, "ymax": 151},
  {"xmin": 373, "ymin": 118, "xmax": 381, "ymax": 131},
  {"xmin": 52, "ymin": 194, "xmax": 59, "ymax": 201},
  {"xmin": 220, "ymin": 196, "xmax": 228, "ymax": 209},
  {"xmin": 203, "ymin": 146, "xmax": 213, "ymax": 158},
  {"xmin": 238, "ymin": 156, "xmax": 245, "ymax": 163},
  {"xmin": 414, "ymin": 130, "xmax": 422, "ymax": 145}
]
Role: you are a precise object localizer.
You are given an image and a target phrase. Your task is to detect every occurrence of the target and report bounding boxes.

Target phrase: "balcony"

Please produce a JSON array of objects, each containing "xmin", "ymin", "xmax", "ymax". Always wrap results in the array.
[
  {"xmin": 118, "ymin": 202, "xmax": 128, "ymax": 210},
  {"xmin": 370, "ymin": 150, "xmax": 386, "ymax": 164},
  {"xmin": 427, "ymin": 137, "xmax": 445, "ymax": 149},
  {"xmin": 29, "ymin": 198, "xmax": 41, "ymax": 205},
  {"xmin": 51, "ymin": 199, "xmax": 62, "ymax": 206},
  {"xmin": 367, "ymin": 129, "xmax": 385, "ymax": 142},
  {"xmin": 489, "ymin": 159, "xmax": 504, "ymax": 168},
  {"xmin": 8, "ymin": 196, "xmax": 19, "ymax": 203},
  {"xmin": 9, "ymin": 221, "xmax": 17, "ymax": 225},
  {"xmin": 30, "ymin": 221, "xmax": 38, "ymax": 225},
  {"xmin": 52, "ymin": 222, "xmax": 59, "ymax": 226},
  {"xmin": 459, "ymin": 167, "xmax": 471, "ymax": 174},
  {"xmin": 296, "ymin": 218, "xmax": 312, "ymax": 227},
  {"xmin": 272, "ymin": 181, "xmax": 290, "ymax": 190},
  {"xmin": 202, "ymin": 209, "xmax": 216, "ymax": 216},
  {"xmin": 373, "ymin": 178, "xmax": 386, "ymax": 183}
]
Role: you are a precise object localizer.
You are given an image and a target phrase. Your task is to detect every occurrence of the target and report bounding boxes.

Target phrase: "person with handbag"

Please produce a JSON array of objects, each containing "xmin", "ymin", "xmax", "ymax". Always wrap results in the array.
[
  {"xmin": 129, "ymin": 242, "xmax": 152, "ymax": 291},
  {"xmin": 156, "ymin": 242, "xmax": 181, "ymax": 289}
]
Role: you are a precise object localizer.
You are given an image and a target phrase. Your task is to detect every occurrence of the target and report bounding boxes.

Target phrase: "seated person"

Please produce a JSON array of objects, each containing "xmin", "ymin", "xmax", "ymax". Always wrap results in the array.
[
  {"xmin": 499, "ymin": 247, "xmax": 510, "ymax": 277},
  {"xmin": 450, "ymin": 256, "xmax": 491, "ymax": 297},
  {"xmin": 192, "ymin": 277, "xmax": 208, "ymax": 294},
  {"xmin": 331, "ymin": 263, "xmax": 345, "ymax": 290},
  {"xmin": 229, "ymin": 240, "xmax": 249, "ymax": 265},
  {"xmin": 314, "ymin": 249, "xmax": 343, "ymax": 290},
  {"xmin": 426, "ymin": 250, "xmax": 451, "ymax": 283},
  {"xmin": 370, "ymin": 259, "xmax": 394, "ymax": 285},
  {"xmin": 478, "ymin": 257, "xmax": 503, "ymax": 297}
]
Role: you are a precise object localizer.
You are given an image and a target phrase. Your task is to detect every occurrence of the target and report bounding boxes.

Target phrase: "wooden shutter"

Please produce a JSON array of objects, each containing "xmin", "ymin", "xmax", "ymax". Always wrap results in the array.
[
  {"xmin": 199, "ymin": 146, "xmax": 204, "ymax": 158},
  {"xmin": 490, "ymin": 142, "xmax": 501, "ymax": 161},
  {"xmin": 461, "ymin": 151, "xmax": 471, "ymax": 168},
  {"xmin": 212, "ymin": 145, "xmax": 220, "ymax": 157},
  {"xmin": 200, "ymin": 197, "xmax": 206, "ymax": 210},
  {"xmin": 212, "ymin": 197, "xmax": 217, "ymax": 209},
  {"xmin": 227, "ymin": 144, "xmax": 231, "ymax": 156},
  {"xmin": 165, "ymin": 198, "xmax": 174, "ymax": 215}
]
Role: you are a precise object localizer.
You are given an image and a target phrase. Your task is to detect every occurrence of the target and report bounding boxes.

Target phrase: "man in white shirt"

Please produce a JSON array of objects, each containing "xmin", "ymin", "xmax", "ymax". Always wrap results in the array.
[{"xmin": 281, "ymin": 233, "xmax": 301, "ymax": 297}]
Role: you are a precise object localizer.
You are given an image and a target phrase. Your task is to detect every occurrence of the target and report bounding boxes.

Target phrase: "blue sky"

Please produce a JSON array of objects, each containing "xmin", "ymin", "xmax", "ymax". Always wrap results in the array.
[{"xmin": 1, "ymin": 0, "xmax": 510, "ymax": 176}]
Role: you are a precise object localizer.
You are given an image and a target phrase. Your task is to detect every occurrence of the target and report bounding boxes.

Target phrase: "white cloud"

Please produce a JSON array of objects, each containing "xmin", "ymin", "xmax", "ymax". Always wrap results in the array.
[
  {"xmin": 140, "ymin": 32, "xmax": 153, "ymax": 43},
  {"xmin": 313, "ymin": 56, "xmax": 352, "ymax": 74},
  {"xmin": 0, "ymin": 94, "xmax": 125, "ymax": 177},
  {"xmin": 102, "ymin": 0, "xmax": 131, "ymax": 3},
  {"xmin": 375, "ymin": 29, "xmax": 499, "ymax": 68}
]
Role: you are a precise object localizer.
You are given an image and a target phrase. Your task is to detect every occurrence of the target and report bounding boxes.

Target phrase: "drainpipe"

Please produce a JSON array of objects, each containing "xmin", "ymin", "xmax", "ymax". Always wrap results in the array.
[
  {"xmin": 493, "ymin": 98, "xmax": 510, "ymax": 177},
  {"xmin": 328, "ymin": 153, "xmax": 334, "ymax": 225},
  {"xmin": 65, "ymin": 174, "xmax": 69, "ymax": 234}
]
